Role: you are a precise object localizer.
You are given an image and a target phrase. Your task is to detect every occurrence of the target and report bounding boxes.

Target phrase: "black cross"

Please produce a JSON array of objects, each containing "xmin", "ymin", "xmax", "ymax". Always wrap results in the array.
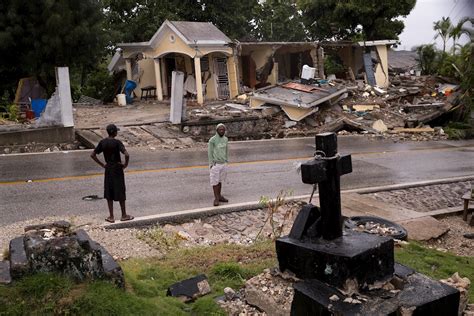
[{"xmin": 301, "ymin": 132, "xmax": 352, "ymax": 240}]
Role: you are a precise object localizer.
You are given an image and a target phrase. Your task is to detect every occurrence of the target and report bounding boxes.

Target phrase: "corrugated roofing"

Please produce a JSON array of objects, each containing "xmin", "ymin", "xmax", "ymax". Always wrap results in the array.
[{"xmin": 169, "ymin": 21, "xmax": 231, "ymax": 43}]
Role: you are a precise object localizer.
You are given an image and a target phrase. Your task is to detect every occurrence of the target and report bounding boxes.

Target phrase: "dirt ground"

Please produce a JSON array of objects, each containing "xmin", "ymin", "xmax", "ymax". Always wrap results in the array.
[{"xmin": 73, "ymin": 101, "xmax": 170, "ymax": 129}]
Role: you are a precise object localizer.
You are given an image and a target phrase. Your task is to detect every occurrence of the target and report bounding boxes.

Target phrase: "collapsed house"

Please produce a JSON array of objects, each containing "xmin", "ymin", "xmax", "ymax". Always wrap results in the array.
[
  {"xmin": 321, "ymin": 40, "xmax": 398, "ymax": 88},
  {"xmin": 108, "ymin": 20, "xmax": 396, "ymax": 107}
]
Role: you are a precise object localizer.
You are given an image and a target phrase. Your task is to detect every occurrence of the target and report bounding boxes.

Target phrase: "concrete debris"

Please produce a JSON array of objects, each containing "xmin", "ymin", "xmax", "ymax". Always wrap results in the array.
[
  {"xmin": 372, "ymin": 120, "xmax": 388, "ymax": 133},
  {"xmin": 284, "ymin": 120, "xmax": 297, "ymax": 128},
  {"xmin": 244, "ymin": 268, "xmax": 294, "ymax": 316},
  {"xmin": 167, "ymin": 274, "xmax": 211, "ymax": 302},
  {"xmin": 440, "ymin": 272, "xmax": 470, "ymax": 315}
]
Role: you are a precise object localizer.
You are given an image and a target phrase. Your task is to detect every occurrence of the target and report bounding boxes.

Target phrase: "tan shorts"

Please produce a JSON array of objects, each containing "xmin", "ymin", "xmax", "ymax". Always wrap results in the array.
[{"xmin": 210, "ymin": 163, "xmax": 228, "ymax": 186}]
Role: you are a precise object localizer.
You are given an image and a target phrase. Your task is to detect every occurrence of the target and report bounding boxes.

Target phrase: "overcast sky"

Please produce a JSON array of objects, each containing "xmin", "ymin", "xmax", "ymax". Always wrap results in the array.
[{"xmin": 397, "ymin": 0, "xmax": 473, "ymax": 51}]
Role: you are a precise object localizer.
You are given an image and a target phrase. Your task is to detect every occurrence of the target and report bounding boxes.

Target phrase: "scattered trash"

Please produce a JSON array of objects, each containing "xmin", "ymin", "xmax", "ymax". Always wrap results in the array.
[{"xmin": 82, "ymin": 195, "xmax": 103, "ymax": 201}]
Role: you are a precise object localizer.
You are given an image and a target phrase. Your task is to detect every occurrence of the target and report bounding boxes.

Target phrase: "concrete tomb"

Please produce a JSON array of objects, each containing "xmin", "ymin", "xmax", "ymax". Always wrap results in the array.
[{"xmin": 2, "ymin": 221, "xmax": 124, "ymax": 288}]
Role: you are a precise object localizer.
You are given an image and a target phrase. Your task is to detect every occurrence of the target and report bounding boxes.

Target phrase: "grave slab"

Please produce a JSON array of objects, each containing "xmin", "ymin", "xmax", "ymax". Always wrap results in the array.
[{"xmin": 291, "ymin": 263, "xmax": 460, "ymax": 316}]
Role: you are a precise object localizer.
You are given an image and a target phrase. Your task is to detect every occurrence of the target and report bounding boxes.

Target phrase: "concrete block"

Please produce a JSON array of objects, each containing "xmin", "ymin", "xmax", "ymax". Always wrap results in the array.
[
  {"xmin": 0, "ymin": 127, "xmax": 74, "ymax": 146},
  {"xmin": 276, "ymin": 231, "xmax": 394, "ymax": 289},
  {"xmin": 167, "ymin": 274, "xmax": 211, "ymax": 302},
  {"xmin": 9, "ymin": 237, "xmax": 29, "ymax": 279}
]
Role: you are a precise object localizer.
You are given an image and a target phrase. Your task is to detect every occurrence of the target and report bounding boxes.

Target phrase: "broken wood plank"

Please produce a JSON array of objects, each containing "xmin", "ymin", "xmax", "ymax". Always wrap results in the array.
[
  {"xmin": 352, "ymin": 105, "xmax": 380, "ymax": 111},
  {"xmin": 392, "ymin": 127, "xmax": 435, "ymax": 133},
  {"xmin": 403, "ymin": 103, "xmax": 445, "ymax": 108}
]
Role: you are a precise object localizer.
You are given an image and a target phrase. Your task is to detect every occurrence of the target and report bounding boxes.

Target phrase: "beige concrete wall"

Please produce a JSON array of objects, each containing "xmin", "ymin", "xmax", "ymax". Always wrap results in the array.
[{"xmin": 134, "ymin": 58, "xmax": 156, "ymax": 96}]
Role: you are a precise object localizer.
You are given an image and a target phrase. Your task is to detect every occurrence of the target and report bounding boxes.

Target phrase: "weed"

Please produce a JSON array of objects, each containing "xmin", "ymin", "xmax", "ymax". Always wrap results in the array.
[
  {"xmin": 257, "ymin": 190, "xmax": 296, "ymax": 241},
  {"xmin": 136, "ymin": 226, "xmax": 181, "ymax": 251},
  {"xmin": 211, "ymin": 262, "xmax": 245, "ymax": 282},
  {"xmin": 1, "ymin": 248, "xmax": 9, "ymax": 260}
]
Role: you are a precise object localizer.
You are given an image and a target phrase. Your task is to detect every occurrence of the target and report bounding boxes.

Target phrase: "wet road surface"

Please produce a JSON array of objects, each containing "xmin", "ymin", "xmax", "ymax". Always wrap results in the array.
[{"xmin": 1, "ymin": 136, "xmax": 473, "ymax": 225}]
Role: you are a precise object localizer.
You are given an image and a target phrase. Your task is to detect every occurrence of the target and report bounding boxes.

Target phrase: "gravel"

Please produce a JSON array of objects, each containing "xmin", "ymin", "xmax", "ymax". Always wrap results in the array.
[{"xmin": 2, "ymin": 182, "xmax": 472, "ymax": 262}]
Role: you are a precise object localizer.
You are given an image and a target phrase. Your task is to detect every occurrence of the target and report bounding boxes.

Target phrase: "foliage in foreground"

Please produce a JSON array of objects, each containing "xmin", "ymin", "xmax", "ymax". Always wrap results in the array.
[
  {"xmin": 0, "ymin": 241, "xmax": 275, "ymax": 315},
  {"xmin": 1, "ymin": 239, "xmax": 472, "ymax": 315}
]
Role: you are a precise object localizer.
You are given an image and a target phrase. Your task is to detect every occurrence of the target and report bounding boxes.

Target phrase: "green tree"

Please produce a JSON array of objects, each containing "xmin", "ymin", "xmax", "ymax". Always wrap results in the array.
[
  {"xmin": 252, "ymin": 0, "xmax": 307, "ymax": 41},
  {"xmin": 414, "ymin": 44, "xmax": 437, "ymax": 75},
  {"xmin": 449, "ymin": 17, "xmax": 472, "ymax": 54},
  {"xmin": 298, "ymin": 0, "xmax": 416, "ymax": 41},
  {"xmin": 0, "ymin": 0, "xmax": 106, "ymax": 95},
  {"xmin": 433, "ymin": 16, "xmax": 452, "ymax": 54},
  {"xmin": 102, "ymin": 0, "xmax": 260, "ymax": 46}
]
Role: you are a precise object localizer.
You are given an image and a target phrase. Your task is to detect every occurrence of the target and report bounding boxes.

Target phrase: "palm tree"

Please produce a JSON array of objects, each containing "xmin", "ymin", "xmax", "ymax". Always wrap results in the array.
[
  {"xmin": 433, "ymin": 17, "xmax": 452, "ymax": 54},
  {"xmin": 449, "ymin": 17, "xmax": 472, "ymax": 54}
]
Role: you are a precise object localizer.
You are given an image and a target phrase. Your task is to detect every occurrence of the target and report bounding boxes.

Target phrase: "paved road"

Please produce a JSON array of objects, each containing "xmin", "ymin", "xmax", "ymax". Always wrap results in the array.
[{"xmin": 1, "ymin": 136, "xmax": 473, "ymax": 225}]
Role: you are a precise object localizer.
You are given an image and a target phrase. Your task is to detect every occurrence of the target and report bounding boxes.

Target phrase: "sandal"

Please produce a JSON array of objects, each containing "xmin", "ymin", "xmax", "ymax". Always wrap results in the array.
[
  {"xmin": 120, "ymin": 215, "xmax": 134, "ymax": 221},
  {"xmin": 105, "ymin": 217, "xmax": 115, "ymax": 223}
]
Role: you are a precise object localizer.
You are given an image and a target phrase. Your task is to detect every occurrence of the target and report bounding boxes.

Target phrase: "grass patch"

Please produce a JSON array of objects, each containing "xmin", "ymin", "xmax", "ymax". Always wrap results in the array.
[
  {"xmin": 395, "ymin": 242, "xmax": 474, "ymax": 303},
  {"xmin": 0, "ymin": 241, "xmax": 276, "ymax": 315},
  {"xmin": 4, "ymin": 239, "xmax": 470, "ymax": 314}
]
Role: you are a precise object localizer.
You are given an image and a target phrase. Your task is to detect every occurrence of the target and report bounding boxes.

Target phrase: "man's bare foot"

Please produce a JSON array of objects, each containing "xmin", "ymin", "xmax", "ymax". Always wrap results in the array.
[
  {"xmin": 213, "ymin": 199, "xmax": 219, "ymax": 206},
  {"xmin": 219, "ymin": 196, "xmax": 228, "ymax": 203},
  {"xmin": 120, "ymin": 215, "xmax": 134, "ymax": 221},
  {"xmin": 105, "ymin": 217, "xmax": 115, "ymax": 223}
]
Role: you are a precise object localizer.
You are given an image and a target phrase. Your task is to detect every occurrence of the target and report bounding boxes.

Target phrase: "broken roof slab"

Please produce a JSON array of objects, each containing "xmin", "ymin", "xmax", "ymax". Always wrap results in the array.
[
  {"xmin": 250, "ymin": 84, "xmax": 347, "ymax": 109},
  {"xmin": 250, "ymin": 82, "xmax": 347, "ymax": 121}
]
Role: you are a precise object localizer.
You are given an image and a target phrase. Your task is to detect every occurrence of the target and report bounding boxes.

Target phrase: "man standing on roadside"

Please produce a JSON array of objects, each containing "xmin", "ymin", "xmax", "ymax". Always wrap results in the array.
[
  {"xmin": 91, "ymin": 124, "xmax": 134, "ymax": 223},
  {"xmin": 208, "ymin": 123, "xmax": 229, "ymax": 206}
]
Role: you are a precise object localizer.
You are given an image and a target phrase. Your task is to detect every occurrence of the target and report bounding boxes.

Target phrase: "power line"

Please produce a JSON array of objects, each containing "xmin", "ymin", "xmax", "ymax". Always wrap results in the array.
[{"xmin": 447, "ymin": 0, "xmax": 460, "ymax": 18}]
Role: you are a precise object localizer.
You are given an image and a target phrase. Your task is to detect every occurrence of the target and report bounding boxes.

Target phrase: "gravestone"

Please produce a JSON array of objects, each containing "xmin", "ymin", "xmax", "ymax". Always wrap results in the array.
[{"xmin": 276, "ymin": 132, "xmax": 460, "ymax": 315}]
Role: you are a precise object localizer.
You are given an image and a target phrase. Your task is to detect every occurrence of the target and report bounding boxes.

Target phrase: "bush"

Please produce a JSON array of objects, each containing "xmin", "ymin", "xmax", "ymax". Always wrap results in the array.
[
  {"xmin": 415, "ymin": 44, "xmax": 437, "ymax": 75},
  {"xmin": 324, "ymin": 54, "xmax": 345, "ymax": 75},
  {"xmin": 81, "ymin": 63, "xmax": 117, "ymax": 102}
]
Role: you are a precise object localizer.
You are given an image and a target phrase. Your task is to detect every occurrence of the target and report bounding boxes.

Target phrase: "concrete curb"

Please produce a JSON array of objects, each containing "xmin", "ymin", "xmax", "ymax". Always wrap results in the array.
[{"xmin": 104, "ymin": 175, "xmax": 474, "ymax": 229}]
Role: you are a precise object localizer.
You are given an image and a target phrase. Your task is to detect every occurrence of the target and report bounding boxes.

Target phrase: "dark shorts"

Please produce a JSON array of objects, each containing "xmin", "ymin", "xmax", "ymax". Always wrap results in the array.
[{"xmin": 104, "ymin": 166, "xmax": 126, "ymax": 201}]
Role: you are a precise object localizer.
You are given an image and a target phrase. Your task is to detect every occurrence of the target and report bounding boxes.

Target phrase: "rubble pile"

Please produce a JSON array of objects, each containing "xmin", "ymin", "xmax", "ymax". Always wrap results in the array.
[
  {"xmin": 229, "ymin": 75, "xmax": 460, "ymax": 141},
  {"xmin": 352, "ymin": 221, "xmax": 400, "ymax": 237},
  {"xmin": 440, "ymin": 272, "xmax": 471, "ymax": 315},
  {"xmin": 218, "ymin": 268, "xmax": 296, "ymax": 316}
]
